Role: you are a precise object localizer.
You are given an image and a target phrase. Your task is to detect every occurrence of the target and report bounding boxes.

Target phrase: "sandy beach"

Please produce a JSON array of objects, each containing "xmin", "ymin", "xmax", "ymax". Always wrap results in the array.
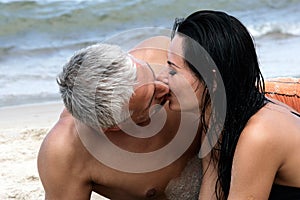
[
  {"xmin": 1, "ymin": 1, "xmax": 299, "ymax": 199},
  {"xmin": 0, "ymin": 102, "xmax": 107, "ymax": 200}
]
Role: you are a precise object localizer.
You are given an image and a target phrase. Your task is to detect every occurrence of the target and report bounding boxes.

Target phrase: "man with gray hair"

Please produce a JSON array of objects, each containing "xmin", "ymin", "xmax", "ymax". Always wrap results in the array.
[
  {"xmin": 57, "ymin": 43, "xmax": 137, "ymax": 128},
  {"xmin": 38, "ymin": 37, "xmax": 202, "ymax": 200}
]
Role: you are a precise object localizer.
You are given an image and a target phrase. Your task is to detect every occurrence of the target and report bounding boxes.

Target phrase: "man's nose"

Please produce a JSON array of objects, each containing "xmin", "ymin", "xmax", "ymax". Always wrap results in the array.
[
  {"xmin": 154, "ymin": 80, "xmax": 169, "ymax": 99},
  {"xmin": 156, "ymin": 67, "xmax": 169, "ymax": 85}
]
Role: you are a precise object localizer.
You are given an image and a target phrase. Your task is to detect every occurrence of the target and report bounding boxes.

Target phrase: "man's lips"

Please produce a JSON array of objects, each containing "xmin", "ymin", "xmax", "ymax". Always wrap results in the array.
[
  {"xmin": 159, "ymin": 96, "xmax": 167, "ymax": 106},
  {"xmin": 160, "ymin": 93, "xmax": 172, "ymax": 105}
]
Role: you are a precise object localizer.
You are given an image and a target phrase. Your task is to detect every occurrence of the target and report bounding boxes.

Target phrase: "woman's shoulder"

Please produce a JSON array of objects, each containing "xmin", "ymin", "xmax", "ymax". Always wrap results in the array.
[
  {"xmin": 239, "ymin": 102, "xmax": 299, "ymax": 153},
  {"xmin": 247, "ymin": 101, "xmax": 299, "ymax": 130}
]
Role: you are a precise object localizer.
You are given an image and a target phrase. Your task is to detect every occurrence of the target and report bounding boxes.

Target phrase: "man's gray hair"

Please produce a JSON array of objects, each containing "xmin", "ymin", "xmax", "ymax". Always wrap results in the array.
[{"xmin": 57, "ymin": 43, "xmax": 136, "ymax": 128}]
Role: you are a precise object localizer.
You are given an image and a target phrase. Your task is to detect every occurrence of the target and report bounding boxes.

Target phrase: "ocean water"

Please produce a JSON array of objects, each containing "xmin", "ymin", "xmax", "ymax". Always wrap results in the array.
[{"xmin": 0, "ymin": 0, "xmax": 300, "ymax": 107}]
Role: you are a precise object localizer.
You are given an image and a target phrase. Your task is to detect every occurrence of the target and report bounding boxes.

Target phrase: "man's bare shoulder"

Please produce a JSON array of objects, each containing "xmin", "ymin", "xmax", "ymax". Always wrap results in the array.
[
  {"xmin": 38, "ymin": 109, "xmax": 83, "ymax": 173},
  {"xmin": 37, "ymin": 109, "xmax": 93, "ymax": 199},
  {"xmin": 132, "ymin": 36, "xmax": 170, "ymax": 50},
  {"xmin": 40, "ymin": 109, "xmax": 78, "ymax": 155},
  {"xmin": 130, "ymin": 36, "xmax": 170, "ymax": 72}
]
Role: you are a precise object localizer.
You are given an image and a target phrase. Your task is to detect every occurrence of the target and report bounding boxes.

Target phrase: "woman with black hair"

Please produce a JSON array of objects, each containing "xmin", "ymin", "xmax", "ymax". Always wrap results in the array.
[{"xmin": 159, "ymin": 10, "xmax": 300, "ymax": 200}]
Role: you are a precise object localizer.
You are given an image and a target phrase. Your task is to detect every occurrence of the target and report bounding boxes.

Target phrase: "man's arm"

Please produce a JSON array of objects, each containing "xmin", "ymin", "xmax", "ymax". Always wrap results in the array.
[{"xmin": 37, "ymin": 116, "xmax": 92, "ymax": 200}]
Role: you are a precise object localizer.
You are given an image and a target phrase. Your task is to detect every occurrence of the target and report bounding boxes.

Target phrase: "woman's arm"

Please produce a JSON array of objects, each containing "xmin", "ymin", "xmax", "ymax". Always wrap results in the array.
[{"xmin": 227, "ymin": 120, "xmax": 284, "ymax": 200}]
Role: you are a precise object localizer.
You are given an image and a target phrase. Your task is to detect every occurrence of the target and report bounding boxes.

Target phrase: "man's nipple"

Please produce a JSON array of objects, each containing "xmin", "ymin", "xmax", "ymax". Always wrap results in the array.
[{"xmin": 146, "ymin": 188, "xmax": 157, "ymax": 198}]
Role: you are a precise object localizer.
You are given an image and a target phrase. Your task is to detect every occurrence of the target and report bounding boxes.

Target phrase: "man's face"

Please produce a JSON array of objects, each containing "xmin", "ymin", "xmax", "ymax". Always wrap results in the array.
[{"xmin": 127, "ymin": 56, "xmax": 169, "ymax": 126}]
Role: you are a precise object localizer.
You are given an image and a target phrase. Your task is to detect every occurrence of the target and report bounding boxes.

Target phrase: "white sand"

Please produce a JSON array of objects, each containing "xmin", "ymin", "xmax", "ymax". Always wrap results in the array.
[{"xmin": 0, "ymin": 102, "xmax": 107, "ymax": 200}]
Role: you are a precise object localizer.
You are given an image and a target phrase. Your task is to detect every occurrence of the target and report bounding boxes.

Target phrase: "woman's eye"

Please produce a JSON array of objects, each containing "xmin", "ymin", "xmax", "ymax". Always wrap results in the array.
[{"xmin": 169, "ymin": 69, "xmax": 177, "ymax": 76}]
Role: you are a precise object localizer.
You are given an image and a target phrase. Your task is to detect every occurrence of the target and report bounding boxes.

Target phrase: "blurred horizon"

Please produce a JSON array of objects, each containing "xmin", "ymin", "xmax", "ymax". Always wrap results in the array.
[{"xmin": 0, "ymin": 0, "xmax": 300, "ymax": 107}]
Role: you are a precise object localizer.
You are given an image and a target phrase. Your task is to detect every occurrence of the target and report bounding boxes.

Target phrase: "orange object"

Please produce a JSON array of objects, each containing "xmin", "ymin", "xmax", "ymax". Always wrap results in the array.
[{"xmin": 265, "ymin": 77, "xmax": 300, "ymax": 113}]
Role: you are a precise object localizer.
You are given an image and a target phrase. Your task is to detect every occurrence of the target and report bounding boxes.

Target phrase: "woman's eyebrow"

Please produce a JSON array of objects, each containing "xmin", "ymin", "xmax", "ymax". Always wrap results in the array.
[{"xmin": 167, "ymin": 60, "xmax": 181, "ymax": 68}]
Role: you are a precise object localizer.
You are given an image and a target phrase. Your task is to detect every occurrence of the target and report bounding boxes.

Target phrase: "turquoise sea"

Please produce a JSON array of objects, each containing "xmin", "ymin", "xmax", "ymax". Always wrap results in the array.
[{"xmin": 0, "ymin": 0, "xmax": 300, "ymax": 107}]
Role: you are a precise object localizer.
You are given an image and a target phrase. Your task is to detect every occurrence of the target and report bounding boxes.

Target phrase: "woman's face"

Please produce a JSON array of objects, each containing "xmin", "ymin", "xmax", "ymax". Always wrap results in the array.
[{"xmin": 162, "ymin": 34, "xmax": 204, "ymax": 112}]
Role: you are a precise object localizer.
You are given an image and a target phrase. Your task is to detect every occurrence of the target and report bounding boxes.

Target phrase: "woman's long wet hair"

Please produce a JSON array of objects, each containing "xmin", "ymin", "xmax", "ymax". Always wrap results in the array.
[{"xmin": 173, "ymin": 10, "xmax": 266, "ymax": 199}]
